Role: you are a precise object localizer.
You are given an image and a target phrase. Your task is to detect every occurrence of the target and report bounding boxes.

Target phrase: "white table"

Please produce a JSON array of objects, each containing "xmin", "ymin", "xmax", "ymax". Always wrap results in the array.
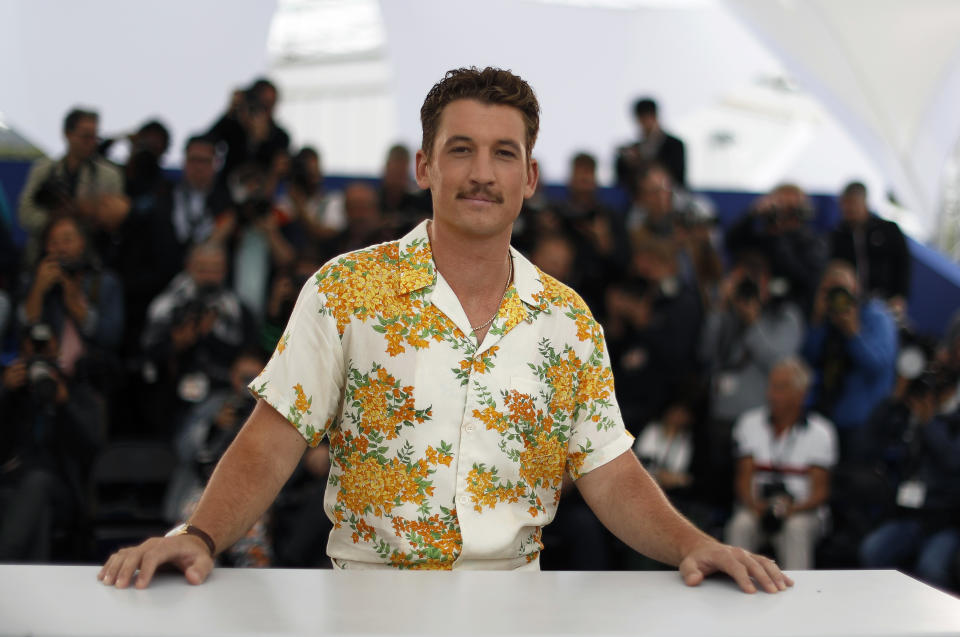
[{"xmin": 1, "ymin": 565, "xmax": 958, "ymax": 636}]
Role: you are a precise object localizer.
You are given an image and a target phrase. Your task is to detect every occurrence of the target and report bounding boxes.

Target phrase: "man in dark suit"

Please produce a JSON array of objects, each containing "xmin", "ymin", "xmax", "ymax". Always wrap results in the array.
[
  {"xmin": 615, "ymin": 97, "xmax": 686, "ymax": 193},
  {"xmin": 830, "ymin": 181, "xmax": 911, "ymax": 319}
]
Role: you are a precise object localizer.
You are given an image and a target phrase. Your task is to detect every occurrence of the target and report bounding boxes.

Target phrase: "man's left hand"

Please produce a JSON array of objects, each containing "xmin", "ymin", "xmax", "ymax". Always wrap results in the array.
[{"xmin": 678, "ymin": 541, "xmax": 793, "ymax": 594}]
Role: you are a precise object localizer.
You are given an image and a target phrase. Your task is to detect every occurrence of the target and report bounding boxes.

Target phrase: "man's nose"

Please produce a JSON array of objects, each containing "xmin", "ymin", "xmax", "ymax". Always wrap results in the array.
[{"xmin": 468, "ymin": 151, "xmax": 495, "ymax": 185}]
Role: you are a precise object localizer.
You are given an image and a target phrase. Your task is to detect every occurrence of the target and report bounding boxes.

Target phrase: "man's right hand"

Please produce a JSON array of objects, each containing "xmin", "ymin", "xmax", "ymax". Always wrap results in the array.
[
  {"xmin": 33, "ymin": 257, "xmax": 64, "ymax": 295},
  {"xmin": 98, "ymin": 534, "xmax": 214, "ymax": 589},
  {"xmin": 1, "ymin": 360, "xmax": 27, "ymax": 391}
]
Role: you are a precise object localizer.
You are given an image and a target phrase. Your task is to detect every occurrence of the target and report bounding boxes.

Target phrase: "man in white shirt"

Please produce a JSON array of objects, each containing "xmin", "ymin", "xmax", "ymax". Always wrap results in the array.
[
  {"xmin": 99, "ymin": 67, "xmax": 791, "ymax": 595},
  {"xmin": 726, "ymin": 357, "xmax": 838, "ymax": 569}
]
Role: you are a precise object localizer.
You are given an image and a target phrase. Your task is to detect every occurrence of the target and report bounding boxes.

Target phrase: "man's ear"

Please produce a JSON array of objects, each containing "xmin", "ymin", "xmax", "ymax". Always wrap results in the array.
[
  {"xmin": 415, "ymin": 149, "xmax": 431, "ymax": 189},
  {"xmin": 524, "ymin": 157, "xmax": 540, "ymax": 199}
]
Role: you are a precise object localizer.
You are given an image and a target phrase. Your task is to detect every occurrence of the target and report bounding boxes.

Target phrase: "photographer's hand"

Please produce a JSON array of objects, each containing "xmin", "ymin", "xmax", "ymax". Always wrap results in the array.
[
  {"xmin": 833, "ymin": 306, "xmax": 860, "ymax": 337},
  {"xmin": 171, "ymin": 319, "xmax": 200, "ymax": 352},
  {"xmin": 1, "ymin": 360, "xmax": 27, "ymax": 391},
  {"xmin": 61, "ymin": 275, "xmax": 90, "ymax": 325},
  {"xmin": 24, "ymin": 258, "xmax": 64, "ymax": 323}
]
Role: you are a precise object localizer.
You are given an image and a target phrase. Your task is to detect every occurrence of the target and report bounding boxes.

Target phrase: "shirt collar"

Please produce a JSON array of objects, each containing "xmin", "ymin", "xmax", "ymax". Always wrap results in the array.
[{"xmin": 395, "ymin": 220, "xmax": 544, "ymax": 308}]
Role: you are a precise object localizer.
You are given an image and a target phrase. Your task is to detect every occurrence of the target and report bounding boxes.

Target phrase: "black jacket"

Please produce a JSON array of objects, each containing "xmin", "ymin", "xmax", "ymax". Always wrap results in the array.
[{"xmin": 830, "ymin": 214, "xmax": 910, "ymax": 300}]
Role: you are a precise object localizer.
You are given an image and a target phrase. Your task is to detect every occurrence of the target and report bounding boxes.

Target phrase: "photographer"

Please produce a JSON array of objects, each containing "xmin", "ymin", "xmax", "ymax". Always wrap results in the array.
[
  {"xmin": 164, "ymin": 349, "xmax": 274, "ymax": 567},
  {"xmin": 605, "ymin": 236, "xmax": 702, "ymax": 435},
  {"xmin": 17, "ymin": 107, "xmax": 123, "ymax": 266},
  {"xmin": 0, "ymin": 323, "xmax": 106, "ymax": 561},
  {"xmin": 725, "ymin": 184, "xmax": 827, "ymax": 313},
  {"xmin": 725, "ymin": 358, "xmax": 838, "ymax": 570},
  {"xmin": 802, "ymin": 261, "xmax": 898, "ymax": 460},
  {"xmin": 699, "ymin": 258, "xmax": 804, "ymax": 504},
  {"xmin": 141, "ymin": 242, "xmax": 250, "ymax": 435},
  {"xmin": 21, "ymin": 216, "xmax": 125, "ymax": 373},
  {"xmin": 859, "ymin": 378, "xmax": 960, "ymax": 592}
]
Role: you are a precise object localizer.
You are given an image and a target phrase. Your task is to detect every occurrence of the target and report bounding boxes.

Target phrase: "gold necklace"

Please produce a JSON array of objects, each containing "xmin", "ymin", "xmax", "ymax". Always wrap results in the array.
[{"xmin": 471, "ymin": 256, "xmax": 513, "ymax": 334}]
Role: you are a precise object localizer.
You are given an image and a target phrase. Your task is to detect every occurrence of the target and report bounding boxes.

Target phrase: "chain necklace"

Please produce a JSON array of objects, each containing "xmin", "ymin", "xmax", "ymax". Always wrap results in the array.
[{"xmin": 470, "ymin": 255, "xmax": 513, "ymax": 334}]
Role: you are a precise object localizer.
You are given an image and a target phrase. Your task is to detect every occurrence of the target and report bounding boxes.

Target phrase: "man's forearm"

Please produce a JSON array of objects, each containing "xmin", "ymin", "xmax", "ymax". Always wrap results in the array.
[
  {"xmin": 187, "ymin": 399, "xmax": 307, "ymax": 554},
  {"xmin": 576, "ymin": 450, "xmax": 715, "ymax": 567}
]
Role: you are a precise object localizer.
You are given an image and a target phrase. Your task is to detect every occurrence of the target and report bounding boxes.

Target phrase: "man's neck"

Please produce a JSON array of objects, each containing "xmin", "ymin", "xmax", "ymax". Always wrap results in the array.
[
  {"xmin": 64, "ymin": 153, "xmax": 85, "ymax": 173},
  {"xmin": 769, "ymin": 410, "xmax": 800, "ymax": 436},
  {"xmin": 427, "ymin": 219, "xmax": 512, "ymax": 298}
]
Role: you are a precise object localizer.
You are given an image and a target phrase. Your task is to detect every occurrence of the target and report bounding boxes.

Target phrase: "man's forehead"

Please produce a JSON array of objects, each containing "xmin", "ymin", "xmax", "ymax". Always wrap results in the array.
[{"xmin": 434, "ymin": 99, "xmax": 526, "ymax": 144}]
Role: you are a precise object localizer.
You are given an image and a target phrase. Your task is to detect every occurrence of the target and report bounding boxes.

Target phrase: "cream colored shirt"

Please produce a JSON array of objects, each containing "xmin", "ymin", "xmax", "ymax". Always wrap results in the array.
[{"xmin": 251, "ymin": 221, "xmax": 633, "ymax": 569}]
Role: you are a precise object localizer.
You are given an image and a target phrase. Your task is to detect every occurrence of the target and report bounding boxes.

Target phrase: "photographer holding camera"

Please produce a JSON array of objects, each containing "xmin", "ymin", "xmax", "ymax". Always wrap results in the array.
[
  {"xmin": 725, "ymin": 184, "xmax": 827, "ymax": 313},
  {"xmin": 725, "ymin": 357, "xmax": 838, "ymax": 570},
  {"xmin": 699, "ymin": 257, "xmax": 804, "ymax": 505},
  {"xmin": 141, "ymin": 242, "xmax": 250, "ymax": 435},
  {"xmin": 21, "ymin": 216, "xmax": 125, "ymax": 377},
  {"xmin": 17, "ymin": 108, "xmax": 124, "ymax": 266},
  {"xmin": 605, "ymin": 236, "xmax": 702, "ymax": 436},
  {"xmin": 803, "ymin": 261, "xmax": 898, "ymax": 460},
  {"xmin": 0, "ymin": 323, "xmax": 106, "ymax": 561}
]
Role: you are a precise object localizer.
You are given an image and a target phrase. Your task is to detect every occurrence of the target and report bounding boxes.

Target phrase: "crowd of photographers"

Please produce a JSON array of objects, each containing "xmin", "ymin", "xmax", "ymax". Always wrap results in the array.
[{"xmin": 0, "ymin": 83, "xmax": 958, "ymax": 592}]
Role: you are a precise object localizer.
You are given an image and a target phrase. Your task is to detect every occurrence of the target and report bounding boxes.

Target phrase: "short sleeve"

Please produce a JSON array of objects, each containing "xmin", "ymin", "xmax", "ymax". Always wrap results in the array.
[
  {"xmin": 806, "ymin": 418, "xmax": 839, "ymax": 469},
  {"xmin": 249, "ymin": 271, "xmax": 345, "ymax": 446},
  {"xmin": 732, "ymin": 411, "xmax": 761, "ymax": 459},
  {"xmin": 566, "ymin": 325, "xmax": 635, "ymax": 480}
]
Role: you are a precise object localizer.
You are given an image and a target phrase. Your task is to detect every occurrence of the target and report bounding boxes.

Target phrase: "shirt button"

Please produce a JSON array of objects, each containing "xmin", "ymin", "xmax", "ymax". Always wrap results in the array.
[
  {"xmin": 464, "ymin": 424, "xmax": 475, "ymax": 433},
  {"xmin": 458, "ymin": 495, "xmax": 468, "ymax": 505}
]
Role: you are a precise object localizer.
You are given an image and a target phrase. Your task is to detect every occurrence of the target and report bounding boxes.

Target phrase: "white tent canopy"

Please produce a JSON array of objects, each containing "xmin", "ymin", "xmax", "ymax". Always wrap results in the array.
[{"xmin": 2, "ymin": 0, "xmax": 959, "ymax": 241}]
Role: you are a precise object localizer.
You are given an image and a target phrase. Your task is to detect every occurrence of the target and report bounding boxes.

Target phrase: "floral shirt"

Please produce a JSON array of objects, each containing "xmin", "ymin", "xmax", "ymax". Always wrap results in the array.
[{"xmin": 250, "ymin": 221, "xmax": 634, "ymax": 570}]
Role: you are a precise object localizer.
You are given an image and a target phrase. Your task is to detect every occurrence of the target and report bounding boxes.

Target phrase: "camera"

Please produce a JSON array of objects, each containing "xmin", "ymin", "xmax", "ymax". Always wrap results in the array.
[
  {"xmin": 32, "ymin": 172, "xmax": 73, "ymax": 211},
  {"xmin": 760, "ymin": 480, "xmax": 794, "ymax": 534},
  {"xmin": 734, "ymin": 277, "xmax": 760, "ymax": 303},
  {"xmin": 826, "ymin": 285, "xmax": 856, "ymax": 317}
]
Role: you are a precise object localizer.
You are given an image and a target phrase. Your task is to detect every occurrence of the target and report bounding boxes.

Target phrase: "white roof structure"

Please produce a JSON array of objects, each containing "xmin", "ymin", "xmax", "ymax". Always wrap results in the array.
[{"xmin": 2, "ymin": 0, "xmax": 959, "ymax": 242}]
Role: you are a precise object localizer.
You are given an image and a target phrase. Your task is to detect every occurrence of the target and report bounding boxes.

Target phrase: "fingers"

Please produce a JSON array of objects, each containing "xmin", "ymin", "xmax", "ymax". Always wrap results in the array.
[{"xmin": 97, "ymin": 536, "xmax": 214, "ymax": 589}]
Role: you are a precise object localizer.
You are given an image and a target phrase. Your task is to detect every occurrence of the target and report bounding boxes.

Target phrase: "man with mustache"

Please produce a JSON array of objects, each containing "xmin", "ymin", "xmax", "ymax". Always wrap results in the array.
[{"xmin": 99, "ymin": 68, "xmax": 791, "ymax": 595}]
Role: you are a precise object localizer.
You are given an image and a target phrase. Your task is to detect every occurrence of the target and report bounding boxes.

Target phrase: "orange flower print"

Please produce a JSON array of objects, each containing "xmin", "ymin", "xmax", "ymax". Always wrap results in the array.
[
  {"xmin": 519, "ymin": 433, "xmax": 565, "ymax": 490},
  {"xmin": 293, "ymin": 383, "xmax": 312, "ymax": 414}
]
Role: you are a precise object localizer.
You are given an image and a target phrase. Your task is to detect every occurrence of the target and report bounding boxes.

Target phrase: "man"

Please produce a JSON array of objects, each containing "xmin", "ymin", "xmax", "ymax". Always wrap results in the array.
[
  {"xmin": 551, "ymin": 152, "xmax": 630, "ymax": 320},
  {"xmin": 615, "ymin": 98, "xmax": 686, "ymax": 192},
  {"xmin": 378, "ymin": 143, "xmax": 432, "ymax": 233},
  {"xmin": 725, "ymin": 184, "xmax": 827, "ymax": 313},
  {"xmin": 830, "ymin": 181, "xmax": 911, "ymax": 320},
  {"xmin": 17, "ymin": 108, "xmax": 124, "ymax": 265},
  {"xmin": 802, "ymin": 261, "xmax": 898, "ymax": 459},
  {"xmin": 139, "ymin": 242, "xmax": 249, "ymax": 434},
  {"xmin": 606, "ymin": 236, "xmax": 702, "ymax": 436},
  {"xmin": 99, "ymin": 67, "xmax": 790, "ymax": 594},
  {"xmin": 167, "ymin": 136, "xmax": 234, "ymax": 256},
  {"xmin": 725, "ymin": 358, "xmax": 838, "ymax": 570},
  {"xmin": 1, "ymin": 323, "xmax": 106, "ymax": 560}
]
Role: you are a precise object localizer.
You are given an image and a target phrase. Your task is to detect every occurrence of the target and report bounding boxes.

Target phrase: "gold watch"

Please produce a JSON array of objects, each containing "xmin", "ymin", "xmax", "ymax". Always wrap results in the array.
[{"xmin": 165, "ymin": 523, "xmax": 216, "ymax": 556}]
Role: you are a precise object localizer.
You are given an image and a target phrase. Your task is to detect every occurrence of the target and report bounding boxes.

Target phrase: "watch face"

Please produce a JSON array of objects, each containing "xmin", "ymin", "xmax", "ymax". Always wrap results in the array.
[{"xmin": 165, "ymin": 523, "xmax": 188, "ymax": 537}]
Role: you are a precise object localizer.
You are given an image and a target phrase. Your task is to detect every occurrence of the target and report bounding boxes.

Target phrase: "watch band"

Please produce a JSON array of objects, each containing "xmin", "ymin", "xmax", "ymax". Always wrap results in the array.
[{"xmin": 166, "ymin": 523, "xmax": 216, "ymax": 556}]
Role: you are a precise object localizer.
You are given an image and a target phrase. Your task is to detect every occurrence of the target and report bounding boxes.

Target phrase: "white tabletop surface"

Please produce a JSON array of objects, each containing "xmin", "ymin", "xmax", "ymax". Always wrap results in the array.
[{"xmin": 1, "ymin": 565, "xmax": 959, "ymax": 637}]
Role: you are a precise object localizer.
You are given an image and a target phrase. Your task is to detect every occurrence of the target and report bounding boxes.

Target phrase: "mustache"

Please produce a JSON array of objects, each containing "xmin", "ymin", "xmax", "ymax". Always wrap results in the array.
[{"xmin": 456, "ymin": 185, "xmax": 504, "ymax": 204}]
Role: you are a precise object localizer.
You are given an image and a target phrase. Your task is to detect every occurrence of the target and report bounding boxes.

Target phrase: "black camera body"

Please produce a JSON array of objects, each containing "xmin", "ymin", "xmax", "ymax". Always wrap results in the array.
[
  {"xmin": 734, "ymin": 277, "xmax": 760, "ymax": 302},
  {"xmin": 826, "ymin": 285, "xmax": 856, "ymax": 317},
  {"xmin": 760, "ymin": 480, "xmax": 794, "ymax": 534}
]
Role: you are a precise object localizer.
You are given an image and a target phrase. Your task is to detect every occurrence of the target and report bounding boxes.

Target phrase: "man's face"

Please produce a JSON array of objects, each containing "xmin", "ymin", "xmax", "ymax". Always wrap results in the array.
[
  {"xmin": 767, "ymin": 367, "xmax": 804, "ymax": 417},
  {"xmin": 46, "ymin": 220, "xmax": 85, "ymax": 262},
  {"xmin": 383, "ymin": 154, "xmax": 410, "ymax": 192},
  {"xmin": 637, "ymin": 113, "xmax": 657, "ymax": 137},
  {"xmin": 840, "ymin": 193, "xmax": 869, "ymax": 225},
  {"xmin": 568, "ymin": 162, "xmax": 596, "ymax": 201},
  {"xmin": 258, "ymin": 86, "xmax": 277, "ymax": 116},
  {"xmin": 66, "ymin": 117, "xmax": 98, "ymax": 161},
  {"xmin": 416, "ymin": 99, "xmax": 538, "ymax": 241},
  {"xmin": 638, "ymin": 169, "xmax": 673, "ymax": 220},
  {"xmin": 184, "ymin": 142, "xmax": 216, "ymax": 191},
  {"xmin": 188, "ymin": 251, "xmax": 226, "ymax": 288},
  {"xmin": 345, "ymin": 184, "xmax": 380, "ymax": 231}
]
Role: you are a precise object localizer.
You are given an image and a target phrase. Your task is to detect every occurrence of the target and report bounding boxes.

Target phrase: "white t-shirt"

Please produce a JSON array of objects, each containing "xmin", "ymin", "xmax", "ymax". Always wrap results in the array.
[
  {"xmin": 633, "ymin": 423, "xmax": 692, "ymax": 475},
  {"xmin": 732, "ymin": 407, "xmax": 837, "ymax": 504}
]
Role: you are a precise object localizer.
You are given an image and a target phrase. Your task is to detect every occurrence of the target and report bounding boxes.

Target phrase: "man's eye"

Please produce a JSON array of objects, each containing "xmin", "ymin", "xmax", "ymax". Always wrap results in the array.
[
  {"xmin": 497, "ymin": 149, "xmax": 517, "ymax": 158},
  {"xmin": 450, "ymin": 146, "xmax": 470, "ymax": 154}
]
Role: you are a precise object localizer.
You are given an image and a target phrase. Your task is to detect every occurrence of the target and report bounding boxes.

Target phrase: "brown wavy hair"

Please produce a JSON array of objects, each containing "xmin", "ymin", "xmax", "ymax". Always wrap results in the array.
[{"xmin": 420, "ymin": 67, "xmax": 540, "ymax": 161}]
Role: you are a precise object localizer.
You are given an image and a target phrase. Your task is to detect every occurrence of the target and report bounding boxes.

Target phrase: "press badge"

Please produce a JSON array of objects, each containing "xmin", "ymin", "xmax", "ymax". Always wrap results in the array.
[
  {"xmin": 896, "ymin": 480, "xmax": 926, "ymax": 509},
  {"xmin": 716, "ymin": 372, "xmax": 739, "ymax": 396}
]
